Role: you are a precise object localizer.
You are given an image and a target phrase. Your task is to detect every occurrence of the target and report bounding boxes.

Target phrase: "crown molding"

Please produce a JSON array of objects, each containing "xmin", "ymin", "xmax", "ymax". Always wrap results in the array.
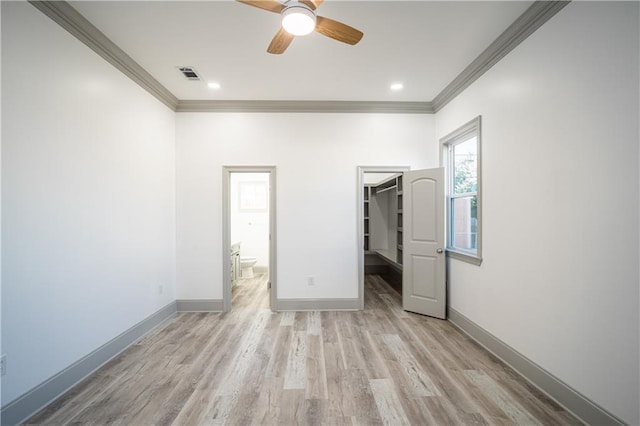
[
  {"xmin": 432, "ymin": 1, "xmax": 570, "ymax": 112},
  {"xmin": 29, "ymin": 0, "xmax": 568, "ymax": 115},
  {"xmin": 28, "ymin": 1, "xmax": 179, "ymax": 111},
  {"xmin": 176, "ymin": 100, "xmax": 434, "ymax": 114}
]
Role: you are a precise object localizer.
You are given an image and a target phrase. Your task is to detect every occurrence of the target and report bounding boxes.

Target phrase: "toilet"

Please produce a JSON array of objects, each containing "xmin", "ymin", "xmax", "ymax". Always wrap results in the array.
[{"xmin": 240, "ymin": 257, "xmax": 257, "ymax": 278}]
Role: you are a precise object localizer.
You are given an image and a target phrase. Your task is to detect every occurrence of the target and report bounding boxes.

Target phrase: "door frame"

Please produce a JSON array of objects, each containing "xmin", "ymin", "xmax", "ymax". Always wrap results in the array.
[
  {"xmin": 223, "ymin": 166, "xmax": 277, "ymax": 312},
  {"xmin": 357, "ymin": 166, "xmax": 410, "ymax": 310}
]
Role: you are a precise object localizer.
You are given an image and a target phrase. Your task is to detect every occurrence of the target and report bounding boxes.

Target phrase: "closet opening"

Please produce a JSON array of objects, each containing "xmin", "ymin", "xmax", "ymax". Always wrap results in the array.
[
  {"xmin": 358, "ymin": 166, "xmax": 447, "ymax": 319},
  {"xmin": 358, "ymin": 167, "xmax": 409, "ymax": 309},
  {"xmin": 223, "ymin": 166, "xmax": 277, "ymax": 312}
]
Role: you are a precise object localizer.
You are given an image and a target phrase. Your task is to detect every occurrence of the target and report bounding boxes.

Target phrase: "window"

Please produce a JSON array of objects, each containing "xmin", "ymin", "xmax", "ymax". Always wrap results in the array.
[{"xmin": 441, "ymin": 116, "xmax": 482, "ymax": 265}]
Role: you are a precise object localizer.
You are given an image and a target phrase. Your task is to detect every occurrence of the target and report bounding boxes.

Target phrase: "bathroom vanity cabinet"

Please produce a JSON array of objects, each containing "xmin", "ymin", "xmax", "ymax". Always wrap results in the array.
[{"xmin": 231, "ymin": 242, "xmax": 241, "ymax": 287}]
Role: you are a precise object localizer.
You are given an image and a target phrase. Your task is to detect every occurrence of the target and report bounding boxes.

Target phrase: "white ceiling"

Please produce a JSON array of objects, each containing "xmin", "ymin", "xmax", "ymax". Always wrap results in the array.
[{"xmin": 70, "ymin": 1, "xmax": 533, "ymax": 102}]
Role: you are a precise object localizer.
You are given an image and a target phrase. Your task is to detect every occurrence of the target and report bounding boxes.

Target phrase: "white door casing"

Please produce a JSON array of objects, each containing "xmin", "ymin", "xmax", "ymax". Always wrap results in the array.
[{"xmin": 402, "ymin": 168, "xmax": 446, "ymax": 319}]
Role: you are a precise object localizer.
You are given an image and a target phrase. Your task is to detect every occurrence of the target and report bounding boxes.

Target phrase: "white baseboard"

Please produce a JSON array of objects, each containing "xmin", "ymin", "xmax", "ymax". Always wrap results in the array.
[
  {"xmin": 276, "ymin": 298, "xmax": 359, "ymax": 311},
  {"xmin": 448, "ymin": 308, "xmax": 625, "ymax": 426},
  {"xmin": 0, "ymin": 302, "xmax": 177, "ymax": 426},
  {"xmin": 176, "ymin": 299, "xmax": 223, "ymax": 312}
]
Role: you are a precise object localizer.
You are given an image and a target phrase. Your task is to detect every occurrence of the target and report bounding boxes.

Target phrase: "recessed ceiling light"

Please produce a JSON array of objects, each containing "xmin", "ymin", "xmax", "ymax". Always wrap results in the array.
[
  {"xmin": 208, "ymin": 82, "xmax": 221, "ymax": 90},
  {"xmin": 390, "ymin": 82, "xmax": 404, "ymax": 91}
]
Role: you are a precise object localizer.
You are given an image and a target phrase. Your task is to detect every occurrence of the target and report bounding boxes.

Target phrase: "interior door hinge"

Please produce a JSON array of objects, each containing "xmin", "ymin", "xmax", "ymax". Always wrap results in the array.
[{"xmin": 268, "ymin": 282, "xmax": 271, "ymax": 289}]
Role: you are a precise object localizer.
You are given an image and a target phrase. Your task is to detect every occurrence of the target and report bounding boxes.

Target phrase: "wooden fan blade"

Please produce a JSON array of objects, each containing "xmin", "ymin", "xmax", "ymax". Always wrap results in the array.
[
  {"xmin": 267, "ymin": 27, "xmax": 295, "ymax": 54},
  {"xmin": 236, "ymin": 0, "xmax": 285, "ymax": 14},
  {"xmin": 315, "ymin": 16, "xmax": 363, "ymax": 45},
  {"xmin": 300, "ymin": 0, "xmax": 324, "ymax": 10}
]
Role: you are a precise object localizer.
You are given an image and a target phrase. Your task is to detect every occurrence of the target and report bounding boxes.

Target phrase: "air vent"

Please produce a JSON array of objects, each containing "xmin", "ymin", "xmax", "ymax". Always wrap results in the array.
[{"xmin": 177, "ymin": 66, "xmax": 200, "ymax": 81}]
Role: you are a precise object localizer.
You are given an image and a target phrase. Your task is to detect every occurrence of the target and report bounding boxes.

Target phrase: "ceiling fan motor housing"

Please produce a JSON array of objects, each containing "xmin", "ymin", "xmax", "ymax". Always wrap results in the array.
[{"xmin": 281, "ymin": 1, "xmax": 316, "ymax": 36}]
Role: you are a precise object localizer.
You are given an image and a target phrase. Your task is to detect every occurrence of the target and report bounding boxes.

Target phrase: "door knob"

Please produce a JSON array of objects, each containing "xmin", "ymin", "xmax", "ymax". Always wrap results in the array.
[{"xmin": 436, "ymin": 248, "xmax": 444, "ymax": 254}]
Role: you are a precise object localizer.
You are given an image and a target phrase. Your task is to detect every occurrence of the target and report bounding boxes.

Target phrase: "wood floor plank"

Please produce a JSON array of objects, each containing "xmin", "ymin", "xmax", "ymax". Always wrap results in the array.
[
  {"xmin": 205, "ymin": 310, "xmax": 271, "ymax": 424},
  {"xmin": 294, "ymin": 311, "xmax": 308, "ymax": 332},
  {"xmin": 323, "ymin": 319, "xmax": 352, "ymax": 419},
  {"xmin": 268, "ymin": 319, "xmax": 294, "ymax": 379},
  {"xmin": 280, "ymin": 310, "xmax": 295, "ymax": 326},
  {"xmin": 283, "ymin": 330, "xmax": 307, "ymax": 390},
  {"xmin": 343, "ymin": 368, "xmax": 383, "ymax": 424},
  {"xmin": 369, "ymin": 378, "xmax": 410, "ymax": 425},
  {"xmin": 381, "ymin": 334, "xmax": 441, "ymax": 397},
  {"xmin": 278, "ymin": 389, "xmax": 306, "ymax": 424},
  {"xmin": 307, "ymin": 310, "xmax": 322, "ymax": 336},
  {"xmin": 171, "ymin": 320, "xmax": 259, "ymax": 424},
  {"xmin": 501, "ymin": 376, "xmax": 582, "ymax": 425},
  {"xmin": 222, "ymin": 313, "xmax": 281, "ymax": 425},
  {"xmin": 251, "ymin": 375, "xmax": 284, "ymax": 424},
  {"xmin": 26, "ymin": 274, "xmax": 581, "ymax": 426},
  {"xmin": 26, "ymin": 371, "xmax": 126, "ymax": 425},
  {"xmin": 378, "ymin": 292, "xmax": 409, "ymax": 318},
  {"xmin": 464, "ymin": 369, "xmax": 542, "ymax": 426},
  {"xmin": 452, "ymin": 369, "xmax": 515, "ymax": 422},
  {"xmin": 305, "ymin": 334, "xmax": 329, "ymax": 399},
  {"xmin": 402, "ymin": 335, "xmax": 483, "ymax": 417}
]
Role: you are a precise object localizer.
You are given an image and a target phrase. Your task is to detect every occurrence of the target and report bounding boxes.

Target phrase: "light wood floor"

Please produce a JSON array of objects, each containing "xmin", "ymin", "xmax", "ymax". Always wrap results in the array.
[{"xmin": 28, "ymin": 275, "xmax": 580, "ymax": 425}]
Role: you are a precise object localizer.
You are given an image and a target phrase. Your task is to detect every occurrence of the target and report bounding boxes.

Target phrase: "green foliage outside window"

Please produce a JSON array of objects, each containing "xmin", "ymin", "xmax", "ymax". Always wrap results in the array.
[{"xmin": 454, "ymin": 154, "xmax": 477, "ymax": 216}]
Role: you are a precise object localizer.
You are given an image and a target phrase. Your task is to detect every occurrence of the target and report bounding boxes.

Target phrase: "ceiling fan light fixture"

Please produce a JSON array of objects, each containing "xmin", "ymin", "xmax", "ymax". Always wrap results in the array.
[{"xmin": 282, "ymin": 5, "xmax": 316, "ymax": 36}]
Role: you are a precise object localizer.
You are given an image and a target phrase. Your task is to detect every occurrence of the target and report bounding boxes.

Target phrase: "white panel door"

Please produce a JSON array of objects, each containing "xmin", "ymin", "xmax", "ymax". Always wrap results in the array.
[{"xmin": 402, "ymin": 168, "xmax": 446, "ymax": 318}]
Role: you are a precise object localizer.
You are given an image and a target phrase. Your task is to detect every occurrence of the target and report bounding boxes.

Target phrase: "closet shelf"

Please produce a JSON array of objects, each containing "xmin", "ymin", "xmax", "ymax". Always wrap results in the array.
[
  {"xmin": 375, "ymin": 249, "xmax": 402, "ymax": 272},
  {"xmin": 365, "ymin": 174, "xmax": 403, "ymax": 269},
  {"xmin": 373, "ymin": 173, "xmax": 401, "ymax": 194},
  {"xmin": 375, "ymin": 184, "xmax": 397, "ymax": 194},
  {"xmin": 376, "ymin": 174, "xmax": 400, "ymax": 187}
]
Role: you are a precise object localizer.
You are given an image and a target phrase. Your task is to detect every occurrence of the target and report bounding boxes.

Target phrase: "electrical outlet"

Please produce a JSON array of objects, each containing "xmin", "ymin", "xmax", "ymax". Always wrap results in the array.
[
  {"xmin": 1, "ymin": 354, "xmax": 6, "ymax": 376},
  {"xmin": 307, "ymin": 276, "xmax": 315, "ymax": 286},
  {"xmin": 158, "ymin": 285, "xmax": 164, "ymax": 295}
]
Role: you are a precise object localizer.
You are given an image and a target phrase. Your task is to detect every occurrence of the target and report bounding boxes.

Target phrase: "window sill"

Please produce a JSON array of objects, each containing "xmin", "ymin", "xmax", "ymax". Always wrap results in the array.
[{"xmin": 446, "ymin": 249, "xmax": 482, "ymax": 266}]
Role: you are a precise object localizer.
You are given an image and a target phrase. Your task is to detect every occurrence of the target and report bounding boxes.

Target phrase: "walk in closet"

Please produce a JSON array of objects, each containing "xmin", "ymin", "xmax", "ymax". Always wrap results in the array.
[
  {"xmin": 361, "ymin": 167, "xmax": 447, "ymax": 319},
  {"xmin": 364, "ymin": 174, "xmax": 404, "ymax": 293}
]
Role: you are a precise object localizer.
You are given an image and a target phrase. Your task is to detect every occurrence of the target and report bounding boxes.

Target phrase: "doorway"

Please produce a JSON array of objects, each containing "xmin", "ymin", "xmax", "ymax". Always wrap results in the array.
[
  {"xmin": 357, "ymin": 166, "xmax": 446, "ymax": 318},
  {"xmin": 357, "ymin": 166, "xmax": 409, "ymax": 310},
  {"xmin": 223, "ymin": 166, "xmax": 277, "ymax": 312}
]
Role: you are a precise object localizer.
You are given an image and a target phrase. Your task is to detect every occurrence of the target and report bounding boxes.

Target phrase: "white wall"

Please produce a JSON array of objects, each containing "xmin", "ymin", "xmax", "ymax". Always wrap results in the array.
[
  {"xmin": 230, "ymin": 172, "xmax": 270, "ymax": 269},
  {"xmin": 435, "ymin": 2, "xmax": 639, "ymax": 424},
  {"xmin": 176, "ymin": 113, "xmax": 437, "ymax": 300},
  {"xmin": 1, "ymin": 2, "xmax": 176, "ymax": 406}
]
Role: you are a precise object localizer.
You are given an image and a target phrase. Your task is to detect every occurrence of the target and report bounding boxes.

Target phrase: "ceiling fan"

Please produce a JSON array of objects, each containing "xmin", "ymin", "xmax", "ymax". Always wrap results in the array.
[{"xmin": 236, "ymin": 0, "xmax": 364, "ymax": 54}]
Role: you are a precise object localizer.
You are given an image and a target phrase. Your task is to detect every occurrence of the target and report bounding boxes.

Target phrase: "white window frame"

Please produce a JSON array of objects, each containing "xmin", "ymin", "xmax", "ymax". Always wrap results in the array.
[{"xmin": 440, "ymin": 116, "xmax": 482, "ymax": 266}]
